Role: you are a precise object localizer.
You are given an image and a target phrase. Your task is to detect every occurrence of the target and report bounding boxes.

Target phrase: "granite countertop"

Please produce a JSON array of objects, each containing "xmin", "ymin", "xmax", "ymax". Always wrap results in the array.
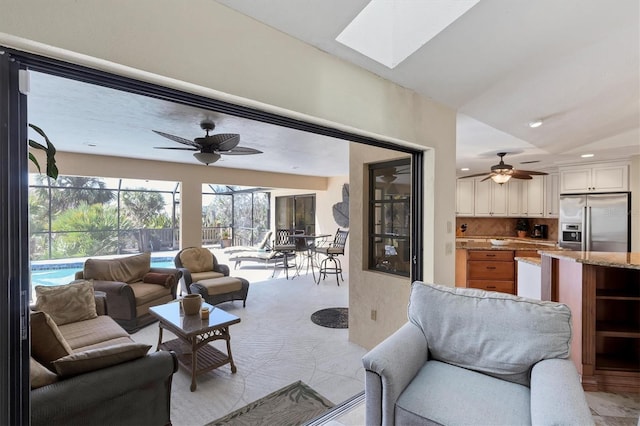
[
  {"xmin": 514, "ymin": 256, "xmax": 542, "ymax": 266},
  {"xmin": 456, "ymin": 237, "xmax": 558, "ymax": 251},
  {"xmin": 539, "ymin": 251, "xmax": 640, "ymax": 270}
]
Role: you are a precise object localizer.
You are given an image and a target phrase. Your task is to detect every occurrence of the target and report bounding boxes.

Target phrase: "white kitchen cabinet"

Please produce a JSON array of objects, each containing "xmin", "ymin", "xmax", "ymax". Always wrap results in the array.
[
  {"xmin": 507, "ymin": 176, "xmax": 544, "ymax": 217},
  {"xmin": 456, "ymin": 179, "xmax": 475, "ymax": 216},
  {"xmin": 560, "ymin": 162, "xmax": 629, "ymax": 193},
  {"xmin": 544, "ymin": 173, "xmax": 559, "ymax": 217},
  {"xmin": 474, "ymin": 178, "xmax": 508, "ymax": 216}
]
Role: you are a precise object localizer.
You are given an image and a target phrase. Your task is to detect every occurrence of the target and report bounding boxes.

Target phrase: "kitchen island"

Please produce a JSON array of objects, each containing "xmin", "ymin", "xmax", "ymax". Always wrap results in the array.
[{"xmin": 540, "ymin": 251, "xmax": 640, "ymax": 393}]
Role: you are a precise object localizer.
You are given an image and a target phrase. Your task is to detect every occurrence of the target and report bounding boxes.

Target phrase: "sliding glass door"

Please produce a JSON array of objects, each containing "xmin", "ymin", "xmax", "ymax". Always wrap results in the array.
[{"xmin": 275, "ymin": 194, "xmax": 315, "ymax": 234}]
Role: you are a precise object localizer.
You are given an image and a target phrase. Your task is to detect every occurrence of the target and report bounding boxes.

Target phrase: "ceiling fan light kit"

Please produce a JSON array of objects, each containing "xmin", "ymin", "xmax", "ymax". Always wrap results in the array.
[{"xmin": 193, "ymin": 152, "xmax": 221, "ymax": 165}]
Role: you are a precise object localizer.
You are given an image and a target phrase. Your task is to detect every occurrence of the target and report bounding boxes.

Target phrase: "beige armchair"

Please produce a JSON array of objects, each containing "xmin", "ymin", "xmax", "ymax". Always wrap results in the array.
[{"xmin": 75, "ymin": 252, "xmax": 181, "ymax": 333}]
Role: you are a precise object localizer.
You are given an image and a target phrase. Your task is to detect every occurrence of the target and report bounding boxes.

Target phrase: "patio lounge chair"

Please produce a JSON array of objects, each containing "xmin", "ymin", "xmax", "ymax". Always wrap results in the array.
[
  {"xmin": 228, "ymin": 249, "xmax": 295, "ymax": 271},
  {"xmin": 223, "ymin": 230, "xmax": 273, "ymax": 255}
]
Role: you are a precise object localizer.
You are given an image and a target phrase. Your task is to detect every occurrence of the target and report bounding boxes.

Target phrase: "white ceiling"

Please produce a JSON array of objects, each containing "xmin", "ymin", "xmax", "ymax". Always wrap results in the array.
[
  {"xmin": 28, "ymin": 0, "xmax": 639, "ymax": 179},
  {"xmin": 216, "ymin": 0, "xmax": 640, "ymax": 175}
]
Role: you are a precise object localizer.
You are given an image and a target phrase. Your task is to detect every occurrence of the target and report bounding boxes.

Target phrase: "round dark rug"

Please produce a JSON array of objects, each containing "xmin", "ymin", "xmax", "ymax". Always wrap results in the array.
[{"xmin": 311, "ymin": 307, "xmax": 348, "ymax": 329}]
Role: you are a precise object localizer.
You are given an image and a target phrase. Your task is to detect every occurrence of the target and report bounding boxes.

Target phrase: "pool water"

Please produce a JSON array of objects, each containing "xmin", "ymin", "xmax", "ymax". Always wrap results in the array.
[{"xmin": 31, "ymin": 259, "xmax": 176, "ymax": 288}]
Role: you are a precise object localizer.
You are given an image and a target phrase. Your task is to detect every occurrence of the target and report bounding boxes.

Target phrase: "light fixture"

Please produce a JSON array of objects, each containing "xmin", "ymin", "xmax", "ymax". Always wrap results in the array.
[
  {"xmin": 528, "ymin": 120, "xmax": 543, "ymax": 128},
  {"xmin": 461, "ymin": 167, "xmax": 470, "ymax": 171},
  {"xmin": 193, "ymin": 152, "xmax": 221, "ymax": 165},
  {"xmin": 581, "ymin": 153, "xmax": 595, "ymax": 158},
  {"xmin": 490, "ymin": 173, "xmax": 512, "ymax": 184}
]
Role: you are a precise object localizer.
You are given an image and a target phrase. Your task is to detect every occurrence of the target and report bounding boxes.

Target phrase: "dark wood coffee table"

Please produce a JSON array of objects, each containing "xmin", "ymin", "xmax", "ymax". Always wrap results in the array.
[{"xmin": 149, "ymin": 301, "xmax": 240, "ymax": 391}]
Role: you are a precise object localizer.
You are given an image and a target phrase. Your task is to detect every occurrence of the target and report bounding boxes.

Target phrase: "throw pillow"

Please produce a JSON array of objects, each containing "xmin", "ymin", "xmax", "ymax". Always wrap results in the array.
[
  {"xmin": 408, "ymin": 281, "xmax": 571, "ymax": 386},
  {"xmin": 52, "ymin": 343, "xmax": 152, "ymax": 377},
  {"xmin": 30, "ymin": 357, "xmax": 58, "ymax": 389},
  {"xmin": 30, "ymin": 311, "xmax": 73, "ymax": 371},
  {"xmin": 35, "ymin": 280, "xmax": 97, "ymax": 326},
  {"xmin": 83, "ymin": 252, "xmax": 151, "ymax": 283},
  {"xmin": 143, "ymin": 272, "xmax": 176, "ymax": 288}
]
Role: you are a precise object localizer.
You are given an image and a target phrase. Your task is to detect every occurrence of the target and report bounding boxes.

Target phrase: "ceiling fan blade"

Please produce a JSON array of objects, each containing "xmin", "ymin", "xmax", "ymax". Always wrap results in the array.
[
  {"xmin": 516, "ymin": 169, "xmax": 548, "ymax": 176},
  {"xmin": 511, "ymin": 173, "xmax": 533, "ymax": 180},
  {"xmin": 152, "ymin": 130, "xmax": 199, "ymax": 147},
  {"xmin": 220, "ymin": 146, "xmax": 263, "ymax": 155},
  {"xmin": 214, "ymin": 134, "xmax": 240, "ymax": 151},
  {"xmin": 460, "ymin": 172, "xmax": 491, "ymax": 179},
  {"xmin": 480, "ymin": 174, "xmax": 495, "ymax": 182},
  {"xmin": 153, "ymin": 146, "xmax": 198, "ymax": 151}
]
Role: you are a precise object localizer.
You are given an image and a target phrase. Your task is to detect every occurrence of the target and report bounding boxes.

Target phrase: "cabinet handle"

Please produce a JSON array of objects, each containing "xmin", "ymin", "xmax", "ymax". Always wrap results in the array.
[
  {"xmin": 487, "ymin": 286, "xmax": 496, "ymax": 289},
  {"xmin": 486, "ymin": 254, "xmax": 496, "ymax": 257},
  {"xmin": 486, "ymin": 266, "xmax": 496, "ymax": 270}
]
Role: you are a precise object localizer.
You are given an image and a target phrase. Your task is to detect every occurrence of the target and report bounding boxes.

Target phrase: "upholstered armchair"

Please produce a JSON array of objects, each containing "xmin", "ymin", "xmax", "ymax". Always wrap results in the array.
[
  {"xmin": 74, "ymin": 252, "xmax": 181, "ymax": 333},
  {"xmin": 362, "ymin": 281, "xmax": 594, "ymax": 426},
  {"xmin": 174, "ymin": 247, "xmax": 249, "ymax": 306}
]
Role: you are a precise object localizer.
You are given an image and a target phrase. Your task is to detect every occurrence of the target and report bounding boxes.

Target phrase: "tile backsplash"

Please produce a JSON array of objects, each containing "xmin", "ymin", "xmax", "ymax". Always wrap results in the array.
[{"xmin": 456, "ymin": 217, "xmax": 558, "ymax": 241}]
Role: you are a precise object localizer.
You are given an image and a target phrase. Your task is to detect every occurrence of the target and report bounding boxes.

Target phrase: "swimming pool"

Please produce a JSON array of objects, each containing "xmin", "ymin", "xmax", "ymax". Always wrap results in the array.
[{"xmin": 30, "ymin": 258, "xmax": 176, "ymax": 288}]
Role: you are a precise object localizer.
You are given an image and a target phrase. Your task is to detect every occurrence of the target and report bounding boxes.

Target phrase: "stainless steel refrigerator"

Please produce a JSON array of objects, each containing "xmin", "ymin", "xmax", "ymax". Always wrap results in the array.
[{"xmin": 559, "ymin": 192, "xmax": 631, "ymax": 251}]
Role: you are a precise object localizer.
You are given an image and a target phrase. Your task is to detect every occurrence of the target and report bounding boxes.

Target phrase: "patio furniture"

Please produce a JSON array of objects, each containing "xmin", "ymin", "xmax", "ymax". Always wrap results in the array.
[
  {"xmin": 74, "ymin": 252, "xmax": 181, "ymax": 333},
  {"xmin": 223, "ymin": 230, "xmax": 273, "ymax": 255},
  {"xmin": 150, "ymin": 301, "xmax": 240, "ymax": 392},
  {"xmin": 228, "ymin": 250, "xmax": 296, "ymax": 270},
  {"xmin": 175, "ymin": 247, "xmax": 249, "ymax": 306},
  {"xmin": 271, "ymin": 229, "xmax": 297, "ymax": 279},
  {"xmin": 314, "ymin": 229, "xmax": 348, "ymax": 285},
  {"xmin": 362, "ymin": 281, "xmax": 593, "ymax": 426}
]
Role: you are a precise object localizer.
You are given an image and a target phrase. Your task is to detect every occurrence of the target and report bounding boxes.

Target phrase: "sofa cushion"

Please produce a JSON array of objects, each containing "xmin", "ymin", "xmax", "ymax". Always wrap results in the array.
[
  {"xmin": 129, "ymin": 282, "xmax": 173, "ymax": 306},
  {"xmin": 52, "ymin": 342, "xmax": 152, "ymax": 377},
  {"xmin": 58, "ymin": 315, "xmax": 131, "ymax": 351},
  {"xmin": 30, "ymin": 357, "xmax": 58, "ymax": 389},
  {"xmin": 143, "ymin": 272, "xmax": 176, "ymax": 288},
  {"xmin": 30, "ymin": 311, "xmax": 73, "ymax": 371},
  {"xmin": 198, "ymin": 277, "xmax": 242, "ymax": 296},
  {"xmin": 34, "ymin": 280, "xmax": 97, "ymax": 325},
  {"xmin": 83, "ymin": 252, "xmax": 151, "ymax": 284},
  {"xmin": 179, "ymin": 248, "xmax": 213, "ymax": 273},
  {"xmin": 396, "ymin": 360, "xmax": 531, "ymax": 425},
  {"xmin": 408, "ymin": 281, "xmax": 571, "ymax": 386}
]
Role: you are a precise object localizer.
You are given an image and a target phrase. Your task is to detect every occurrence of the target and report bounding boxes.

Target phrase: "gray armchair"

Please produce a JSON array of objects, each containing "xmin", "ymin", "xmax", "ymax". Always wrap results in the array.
[{"xmin": 362, "ymin": 281, "xmax": 593, "ymax": 426}]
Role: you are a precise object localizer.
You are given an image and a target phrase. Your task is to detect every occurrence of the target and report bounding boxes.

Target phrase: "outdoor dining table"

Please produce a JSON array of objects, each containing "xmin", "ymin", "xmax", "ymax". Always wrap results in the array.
[{"xmin": 289, "ymin": 233, "xmax": 331, "ymax": 280}]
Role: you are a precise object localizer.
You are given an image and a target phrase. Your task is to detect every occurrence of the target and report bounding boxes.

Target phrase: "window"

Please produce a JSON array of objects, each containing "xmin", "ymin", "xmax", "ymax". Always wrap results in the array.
[
  {"xmin": 368, "ymin": 159, "xmax": 411, "ymax": 276},
  {"xmin": 275, "ymin": 194, "xmax": 315, "ymax": 234},
  {"xmin": 29, "ymin": 174, "xmax": 180, "ymax": 260}
]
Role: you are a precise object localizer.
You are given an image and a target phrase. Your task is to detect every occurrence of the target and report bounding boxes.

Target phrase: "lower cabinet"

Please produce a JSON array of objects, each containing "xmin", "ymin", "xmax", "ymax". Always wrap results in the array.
[{"xmin": 466, "ymin": 250, "xmax": 515, "ymax": 294}]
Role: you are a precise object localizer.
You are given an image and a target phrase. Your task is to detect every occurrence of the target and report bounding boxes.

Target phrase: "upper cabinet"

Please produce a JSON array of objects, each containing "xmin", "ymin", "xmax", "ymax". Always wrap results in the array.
[
  {"xmin": 507, "ymin": 176, "xmax": 544, "ymax": 217},
  {"xmin": 544, "ymin": 173, "xmax": 560, "ymax": 218},
  {"xmin": 456, "ymin": 179, "xmax": 475, "ymax": 216},
  {"xmin": 559, "ymin": 162, "xmax": 629, "ymax": 194},
  {"xmin": 474, "ymin": 178, "xmax": 508, "ymax": 216}
]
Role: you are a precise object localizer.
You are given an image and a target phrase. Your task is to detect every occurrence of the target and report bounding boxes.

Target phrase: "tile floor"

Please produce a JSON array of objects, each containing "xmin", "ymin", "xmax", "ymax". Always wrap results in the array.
[{"xmin": 132, "ymin": 249, "xmax": 639, "ymax": 426}]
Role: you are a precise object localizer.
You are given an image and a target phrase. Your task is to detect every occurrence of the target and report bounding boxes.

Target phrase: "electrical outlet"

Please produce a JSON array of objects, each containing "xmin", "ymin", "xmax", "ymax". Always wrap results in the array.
[
  {"xmin": 447, "ymin": 220, "xmax": 452, "ymax": 234},
  {"xmin": 445, "ymin": 242, "xmax": 453, "ymax": 255},
  {"xmin": 370, "ymin": 309, "xmax": 377, "ymax": 321}
]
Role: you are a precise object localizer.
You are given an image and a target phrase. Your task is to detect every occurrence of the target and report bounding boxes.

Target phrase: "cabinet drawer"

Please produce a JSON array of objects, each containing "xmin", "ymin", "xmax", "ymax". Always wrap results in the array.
[
  {"xmin": 468, "ymin": 261, "xmax": 515, "ymax": 280},
  {"xmin": 467, "ymin": 250, "xmax": 514, "ymax": 261},
  {"xmin": 468, "ymin": 280, "xmax": 515, "ymax": 294}
]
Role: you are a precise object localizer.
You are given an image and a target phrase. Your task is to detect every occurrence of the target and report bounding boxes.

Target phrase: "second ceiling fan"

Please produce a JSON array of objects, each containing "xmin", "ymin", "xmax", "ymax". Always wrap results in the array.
[{"xmin": 460, "ymin": 152, "xmax": 547, "ymax": 184}]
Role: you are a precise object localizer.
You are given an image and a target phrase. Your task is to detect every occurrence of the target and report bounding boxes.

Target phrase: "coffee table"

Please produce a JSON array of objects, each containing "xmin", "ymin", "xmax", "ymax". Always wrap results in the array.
[{"xmin": 149, "ymin": 301, "xmax": 240, "ymax": 391}]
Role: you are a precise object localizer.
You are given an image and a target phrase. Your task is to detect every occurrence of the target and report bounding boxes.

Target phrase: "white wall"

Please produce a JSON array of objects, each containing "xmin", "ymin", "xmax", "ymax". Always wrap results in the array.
[
  {"xmin": 631, "ymin": 155, "xmax": 640, "ymax": 252},
  {"xmin": 2, "ymin": 0, "xmax": 457, "ymax": 347}
]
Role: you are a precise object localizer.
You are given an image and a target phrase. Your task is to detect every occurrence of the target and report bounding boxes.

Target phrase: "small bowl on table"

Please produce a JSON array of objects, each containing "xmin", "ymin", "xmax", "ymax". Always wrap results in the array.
[{"xmin": 490, "ymin": 238, "xmax": 509, "ymax": 246}]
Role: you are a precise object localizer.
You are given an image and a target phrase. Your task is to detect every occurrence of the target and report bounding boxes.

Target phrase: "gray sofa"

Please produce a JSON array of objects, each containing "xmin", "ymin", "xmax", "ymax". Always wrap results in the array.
[
  {"xmin": 30, "ymin": 289, "xmax": 178, "ymax": 426},
  {"xmin": 362, "ymin": 281, "xmax": 594, "ymax": 426}
]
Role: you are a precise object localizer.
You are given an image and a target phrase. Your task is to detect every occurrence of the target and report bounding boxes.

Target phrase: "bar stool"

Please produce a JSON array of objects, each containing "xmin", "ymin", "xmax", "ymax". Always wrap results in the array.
[{"xmin": 314, "ymin": 229, "xmax": 349, "ymax": 285}]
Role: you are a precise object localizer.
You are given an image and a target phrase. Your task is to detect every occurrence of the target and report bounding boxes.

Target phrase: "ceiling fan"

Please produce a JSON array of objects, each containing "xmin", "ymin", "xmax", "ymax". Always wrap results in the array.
[
  {"xmin": 153, "ymin": 120, "xmax": 262, "ymax": 165},
  {"xmin": 460, "ymin": 152, "xmax": 547, "ymax": 184},
  {"xmin": 378, "ymin": 165, "xmax": 410, "ymax": 184}
]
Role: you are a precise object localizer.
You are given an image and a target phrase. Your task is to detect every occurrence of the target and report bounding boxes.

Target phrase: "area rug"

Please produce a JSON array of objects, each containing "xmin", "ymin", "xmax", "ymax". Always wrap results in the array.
[
  {"xmin": 206, "ymin": 381, "xmax": 334, "ymax": 426},
  {"xmin": 310, "ymin": 307, "xmax": 348, "ymax": 329}
]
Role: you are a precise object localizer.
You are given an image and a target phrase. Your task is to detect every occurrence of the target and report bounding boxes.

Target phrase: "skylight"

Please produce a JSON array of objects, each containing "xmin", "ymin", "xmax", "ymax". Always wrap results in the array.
[{"xmin": 336, "ymin": 0, "xmax": 480, "ymax": 69}]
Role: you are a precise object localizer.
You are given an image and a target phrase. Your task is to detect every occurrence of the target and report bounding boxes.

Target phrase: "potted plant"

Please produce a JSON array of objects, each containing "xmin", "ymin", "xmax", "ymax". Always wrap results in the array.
[
  {"xmin": 221, "ymin": 229, "xmax": 232, "ymax": 248},
  {"xmin": 28, "ymin": 124, "xmax": 58, "ymax": 179},
  {"xmin": 515, "ymin": 218, "xmax": 529, "ymax": 238}
]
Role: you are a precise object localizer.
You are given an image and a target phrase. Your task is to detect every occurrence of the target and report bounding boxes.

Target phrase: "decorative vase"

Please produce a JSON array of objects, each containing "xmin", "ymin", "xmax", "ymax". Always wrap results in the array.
[{"xmin": 182, "ymin": 294, "xmax": 202, "ymax": 316}]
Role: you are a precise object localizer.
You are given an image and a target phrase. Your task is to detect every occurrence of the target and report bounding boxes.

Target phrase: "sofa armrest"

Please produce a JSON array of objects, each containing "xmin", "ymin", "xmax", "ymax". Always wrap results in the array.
[
  {"xmin": 91, "ymin": 280, "xmax": 136, "ymax": 321},
  {"xmin": 530, "ymin": 358, "xmax": 594, "ymax": 426},
  {"xmin": 31, "ymin": 351, "xmax": 178, "ymax": 426},
  {"xmin": 362, "ymin": 322, "xmax": 429, "ymax": 426}
]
